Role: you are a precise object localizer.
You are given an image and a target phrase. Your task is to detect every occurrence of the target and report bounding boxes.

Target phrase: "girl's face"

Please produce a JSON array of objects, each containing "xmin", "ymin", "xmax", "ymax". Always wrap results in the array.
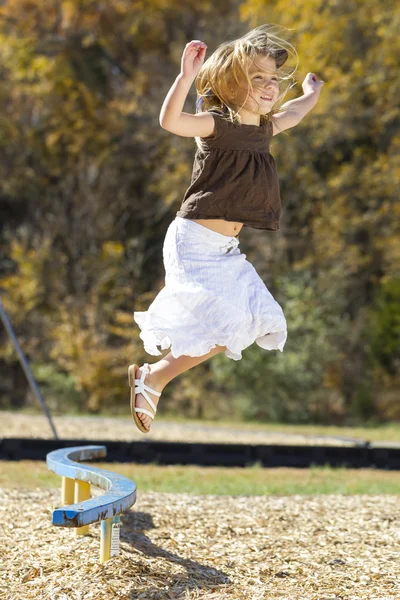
[{"xmin": 232, "ymin": 55, "xmax": 279, "ymax": 119}]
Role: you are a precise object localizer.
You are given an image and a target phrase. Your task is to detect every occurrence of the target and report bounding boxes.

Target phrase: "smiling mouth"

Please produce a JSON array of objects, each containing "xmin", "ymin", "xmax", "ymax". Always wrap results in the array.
[{"xmin": 260, "ymin": 96, "xmax": 272, "ymax": 101}]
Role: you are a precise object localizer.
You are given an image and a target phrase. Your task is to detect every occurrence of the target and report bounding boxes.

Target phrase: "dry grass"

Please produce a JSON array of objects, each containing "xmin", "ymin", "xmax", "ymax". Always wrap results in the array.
[
  {"xmin": 2, "ymin": 410, "xmax": 399, "ymax": 446},
  {"xmin": 1, "ymin": 489, "xmax": 399, "ymax": 599}
]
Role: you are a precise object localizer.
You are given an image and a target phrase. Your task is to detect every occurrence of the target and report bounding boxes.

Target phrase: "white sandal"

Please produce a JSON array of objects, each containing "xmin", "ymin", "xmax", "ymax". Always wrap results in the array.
[{"xmin": 128, "ymin": 363, "xmax": 161, "ymax": 433}]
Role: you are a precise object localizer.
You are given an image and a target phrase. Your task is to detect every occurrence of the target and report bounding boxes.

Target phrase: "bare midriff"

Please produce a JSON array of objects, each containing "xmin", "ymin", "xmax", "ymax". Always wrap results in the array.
[{"xmin": 189, "ymin": 218, "xmax": 244, "ymax": 238}]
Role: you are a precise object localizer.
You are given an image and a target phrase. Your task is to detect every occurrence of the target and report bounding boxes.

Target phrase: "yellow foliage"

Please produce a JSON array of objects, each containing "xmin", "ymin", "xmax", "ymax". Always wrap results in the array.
[
  {"xmin": 0, "ymin": 237, "xmax": 51, "ymax": 321},
  {"xmin": 101, "ymin": 241, "xmax": 124, "ymax": 259},
  {"xmin": 61, "ymin": 1, "xmax": 79, "ymax": 29},
  {"xmin": 45, "ymin": 131, "xmax": 62, "ymax": 149}
]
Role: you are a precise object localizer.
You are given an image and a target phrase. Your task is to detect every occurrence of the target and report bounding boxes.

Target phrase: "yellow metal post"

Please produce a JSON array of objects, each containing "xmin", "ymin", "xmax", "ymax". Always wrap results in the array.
[
  {"xmin": 61, "ymin": 476, "xmax": 74, "ymax": 505},
  {"xmin": 74, "ymin": 481, "xmax": 91, "ymax": 536}
]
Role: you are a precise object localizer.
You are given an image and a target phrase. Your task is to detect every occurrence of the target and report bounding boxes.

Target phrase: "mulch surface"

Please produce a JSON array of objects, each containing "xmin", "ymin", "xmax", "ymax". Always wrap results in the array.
[{"xmin": 1, "ymin": 488, "xmax": 399, "ymax": 599}]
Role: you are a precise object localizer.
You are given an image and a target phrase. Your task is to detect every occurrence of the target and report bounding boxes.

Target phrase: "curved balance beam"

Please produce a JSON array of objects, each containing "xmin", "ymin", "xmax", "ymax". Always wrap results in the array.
[{"xmin": 46, "ymin": 445, "xmax": 136, "ymax": 562}]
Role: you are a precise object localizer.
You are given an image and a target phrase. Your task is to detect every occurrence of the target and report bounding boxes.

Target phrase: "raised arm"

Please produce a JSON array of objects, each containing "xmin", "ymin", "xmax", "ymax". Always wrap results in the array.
[
  {"xmin": 159, "ymin": 40, "xmax": 215, "ymax": 138},
  {"xmin": 272, "ymin": 73, "xmax": 324, "ymax": 135}
]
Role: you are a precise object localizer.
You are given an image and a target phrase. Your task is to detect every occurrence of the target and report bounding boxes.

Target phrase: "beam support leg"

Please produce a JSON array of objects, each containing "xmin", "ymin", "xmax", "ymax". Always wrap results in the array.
[
  {"xmin": 74, "ymin": 481, "xmax": 91, "ymax": 536},
  {"xmin": 100, "ymin": 515, "xmax": 121, "ymax": 563},
  {"xmin": 61, "ymin": 476, "xmax": 74, "ymax": 505}
]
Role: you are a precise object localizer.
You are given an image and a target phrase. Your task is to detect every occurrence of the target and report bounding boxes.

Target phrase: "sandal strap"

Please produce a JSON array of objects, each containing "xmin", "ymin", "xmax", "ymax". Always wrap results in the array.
[
  {"xmin": 136, "ymin": 381, "xmax": 162, "ymax": 398},
  {"xmin": 134, "ymin": 363, "xmax": 160, "ymax": 414},
  {"xmin": 134, "ymin": 407, "xmax": 155, "ymax": 420}
]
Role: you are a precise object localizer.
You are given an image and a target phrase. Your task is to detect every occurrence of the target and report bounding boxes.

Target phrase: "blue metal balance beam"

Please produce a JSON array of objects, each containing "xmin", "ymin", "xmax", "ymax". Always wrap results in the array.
[{"xmin": 46, "ymin": 445, "xmax": 136, "ymax": 562}]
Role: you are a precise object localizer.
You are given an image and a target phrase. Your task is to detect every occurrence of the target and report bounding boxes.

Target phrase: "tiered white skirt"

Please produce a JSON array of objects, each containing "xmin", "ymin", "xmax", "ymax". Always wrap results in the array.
[{"xmin": 133, "ymin": 216, "xmax": 287, "ymax": 361}]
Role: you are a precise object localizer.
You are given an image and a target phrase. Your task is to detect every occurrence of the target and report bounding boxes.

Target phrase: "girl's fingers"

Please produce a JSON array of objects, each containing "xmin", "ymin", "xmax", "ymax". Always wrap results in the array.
[{"xmin": 186, "ymin": 41, "xmax": 207, "ymax": 49}]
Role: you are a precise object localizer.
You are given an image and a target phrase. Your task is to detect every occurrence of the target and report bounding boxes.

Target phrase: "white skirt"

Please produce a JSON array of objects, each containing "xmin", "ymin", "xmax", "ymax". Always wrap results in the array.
[{"xmin": 133, "ymin": 216, "xmax": 287, "ymax": 361}]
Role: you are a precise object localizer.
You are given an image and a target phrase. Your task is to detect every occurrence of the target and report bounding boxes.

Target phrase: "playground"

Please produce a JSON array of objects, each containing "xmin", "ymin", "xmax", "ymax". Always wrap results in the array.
[{"xmin": 1, "ymin": 411, "xmax": 400, "ymax": 599}]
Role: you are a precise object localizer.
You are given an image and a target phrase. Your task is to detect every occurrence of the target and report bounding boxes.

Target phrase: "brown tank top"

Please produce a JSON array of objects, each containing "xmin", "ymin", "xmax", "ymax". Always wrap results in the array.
[{"xmin": 176, "ymin": 109, "xmax": 282, "ymax": 231}]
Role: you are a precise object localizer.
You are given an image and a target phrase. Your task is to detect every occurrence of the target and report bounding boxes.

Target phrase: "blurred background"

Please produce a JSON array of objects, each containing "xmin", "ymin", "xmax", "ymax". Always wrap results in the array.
[{"xmin": 0, "ymin": 0, "xmax": 398, "ymax": 427}]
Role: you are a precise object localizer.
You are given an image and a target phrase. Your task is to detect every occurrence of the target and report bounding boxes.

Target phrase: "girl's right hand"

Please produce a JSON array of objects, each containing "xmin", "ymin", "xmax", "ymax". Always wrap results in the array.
[{"xmin": 180, "ymin": 40, "xmax": 207, "ymax": 80}]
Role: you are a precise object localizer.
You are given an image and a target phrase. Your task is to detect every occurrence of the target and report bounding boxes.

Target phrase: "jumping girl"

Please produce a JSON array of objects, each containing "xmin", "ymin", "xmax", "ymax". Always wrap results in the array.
[{"xmin": 129, "ymin": 24, "xmax": 324, "ymax": 433}]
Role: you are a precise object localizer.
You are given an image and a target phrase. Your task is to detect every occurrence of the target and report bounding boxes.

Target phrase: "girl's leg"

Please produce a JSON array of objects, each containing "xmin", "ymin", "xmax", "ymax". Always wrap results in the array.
[{"xmin": 134, "ymin": 344, "xmax": 227, "ymax": 430}]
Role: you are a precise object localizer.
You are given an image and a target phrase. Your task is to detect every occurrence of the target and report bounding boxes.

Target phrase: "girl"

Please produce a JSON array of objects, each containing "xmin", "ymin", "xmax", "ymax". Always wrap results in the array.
[{"xmin": 129, "ymin": 24, "xmax": 324, "ymax": 433}]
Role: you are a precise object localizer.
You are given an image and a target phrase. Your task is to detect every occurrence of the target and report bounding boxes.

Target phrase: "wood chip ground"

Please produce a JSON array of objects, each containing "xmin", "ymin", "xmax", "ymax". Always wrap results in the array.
[{"xmin": 1, "ymin": 490, "xmax": 399, "ymax": 599}]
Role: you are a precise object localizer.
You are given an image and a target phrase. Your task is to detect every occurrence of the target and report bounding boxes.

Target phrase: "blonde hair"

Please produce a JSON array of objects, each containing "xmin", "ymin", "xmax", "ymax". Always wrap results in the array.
[{"xmin": 195, "ymin": 24, "xmax": 299, "ymax": 136}]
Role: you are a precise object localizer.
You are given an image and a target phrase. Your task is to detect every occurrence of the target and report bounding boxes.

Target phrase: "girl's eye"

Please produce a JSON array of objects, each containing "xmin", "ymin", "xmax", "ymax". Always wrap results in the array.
[{"xmin": 254, "ymin": 76, "xmax": 278, "ymax": 81}]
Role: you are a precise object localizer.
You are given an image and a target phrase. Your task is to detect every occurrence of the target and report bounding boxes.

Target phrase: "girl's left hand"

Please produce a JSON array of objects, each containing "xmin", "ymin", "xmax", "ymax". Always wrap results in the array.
[{"xmin": 302, "ymin": 73, "xmax": 324, "ymax": 94}]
